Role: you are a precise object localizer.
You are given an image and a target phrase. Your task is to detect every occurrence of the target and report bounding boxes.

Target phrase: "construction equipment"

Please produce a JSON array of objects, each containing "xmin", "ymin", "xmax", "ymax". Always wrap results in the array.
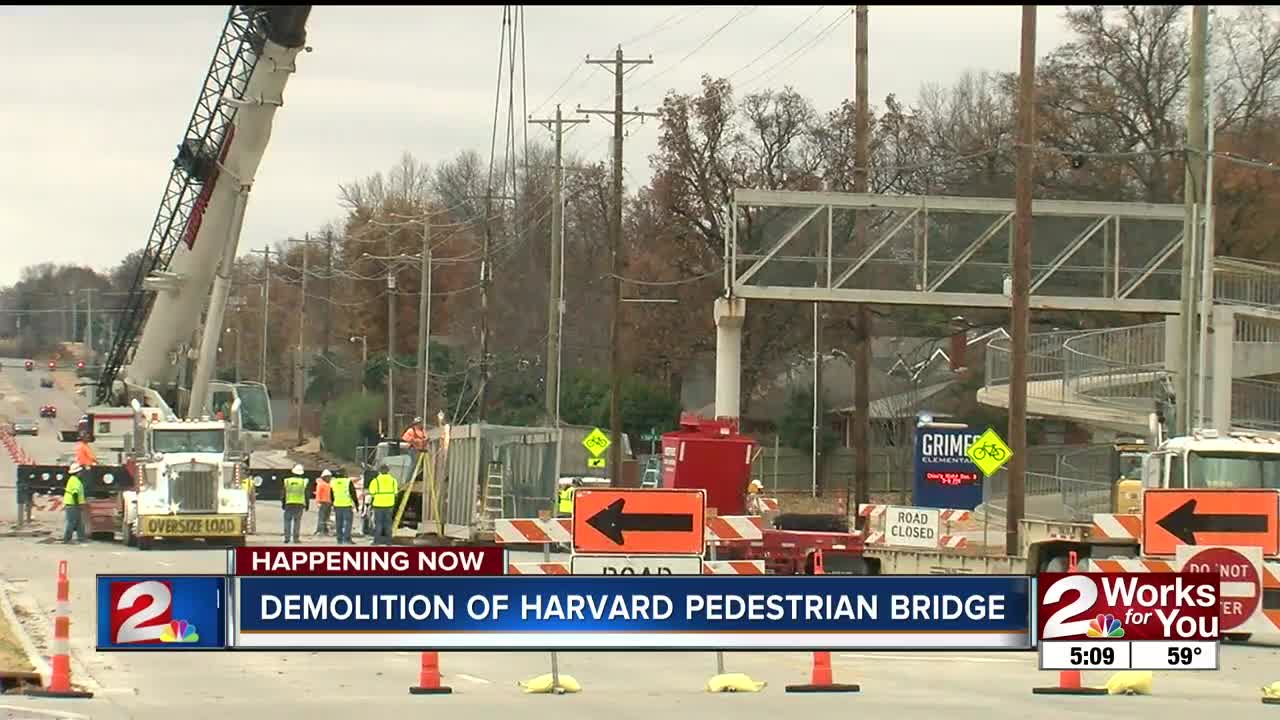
[
  {"xmin": 15, "ymin": 6, "xmax": 316, "ymax": 546},
  {"xmin": 92, "ymin": 5, "xmax": 310, "ymax": 437}
]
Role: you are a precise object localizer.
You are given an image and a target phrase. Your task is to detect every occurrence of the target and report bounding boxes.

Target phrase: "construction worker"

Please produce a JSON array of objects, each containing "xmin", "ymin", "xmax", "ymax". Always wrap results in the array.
[
  {"xmin": 330, "ymin": 469, "xmax": 357, "ymax": 545},
  {"xmin": 241, "ymin": 463, "xmax": 256, "ymax": 534},
  {"xmin": 281, "ymin": 464, "xmax": 309, "ymax": 544},
  {"xmin": 74, "ymin": 433, "xmax": 97, "ymax": 468},
  {"xmin": 62, "ymin": 463, "xmax": 86, "ymax": 544},
  {"xmin": 557, "ymin": 477, "xmax": 576, "ymax": 518},
  {"xmin": 367, "ymin": 463, "xmax": 399, "ymax": 545},
  {"xmin": 401, "ymin": 416, "xmax": 427, "ymax": 470},
  {"xmin": 745, "ymin": 479, "xmax": 768, "ymax": 516},
  {"xmin": 313, "ymin": 470, "xmax": 333, "ymax": 536}
]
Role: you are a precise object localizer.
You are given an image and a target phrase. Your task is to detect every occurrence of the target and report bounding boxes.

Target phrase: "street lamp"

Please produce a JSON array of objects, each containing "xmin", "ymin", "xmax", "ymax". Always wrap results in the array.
[{"xmin": 350, "ymin": 335, "xmax": 368, "ymax": 396}]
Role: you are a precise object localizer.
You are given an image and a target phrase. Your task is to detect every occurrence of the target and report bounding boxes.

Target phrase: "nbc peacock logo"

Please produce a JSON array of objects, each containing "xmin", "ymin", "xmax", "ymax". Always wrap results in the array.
[
  {"xmin": 1086, "ymin": 613, "xmax": 1124, "ymax": 638},
  {"xmin": 158, "ymin": 620, "xmax": 200, "ymax": 643}
]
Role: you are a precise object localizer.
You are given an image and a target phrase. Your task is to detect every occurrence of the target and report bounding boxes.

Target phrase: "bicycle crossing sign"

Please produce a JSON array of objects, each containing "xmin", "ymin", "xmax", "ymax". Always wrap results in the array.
[
  {"xmin": 583, "ymin": 427, "xmax": 612, "ymax": 457},
  {"xmin": 965, "ymin": 427, "xmax": 1012, "ymax": 477}
]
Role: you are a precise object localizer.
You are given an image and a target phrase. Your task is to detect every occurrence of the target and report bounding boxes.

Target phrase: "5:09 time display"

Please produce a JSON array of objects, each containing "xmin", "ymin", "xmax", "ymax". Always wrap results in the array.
[{"xmin": 1070, "ymin": 646, "xmax": 1114, "ymax": 666}]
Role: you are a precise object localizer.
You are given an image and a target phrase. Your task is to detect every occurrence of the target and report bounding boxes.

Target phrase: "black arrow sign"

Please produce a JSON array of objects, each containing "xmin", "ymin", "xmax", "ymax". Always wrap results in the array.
[
  {"xmin": 1156, "ymin": 498, "xmax": 1270, "ymax": 545},
  {"xmin": 585, "ymin": 498, "xmax": 694, "ymax": 546}
]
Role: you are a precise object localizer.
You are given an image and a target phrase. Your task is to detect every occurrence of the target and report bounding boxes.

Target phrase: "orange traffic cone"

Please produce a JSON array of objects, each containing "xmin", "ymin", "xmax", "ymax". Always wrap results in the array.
[
  {"xmin": 1032, "ymin": 552, "xmax": 1107, "ymax": 696},
  {"xmin": 409, "ymin": 651, "xmax": 453, "ymax": 695},
  {"xmin": 785, "ymin": 551, "xmax": 860, "ymax": 694},
  {"xmin": 25, "ymin": 561, "xmax": 93, "ymax": 699}
]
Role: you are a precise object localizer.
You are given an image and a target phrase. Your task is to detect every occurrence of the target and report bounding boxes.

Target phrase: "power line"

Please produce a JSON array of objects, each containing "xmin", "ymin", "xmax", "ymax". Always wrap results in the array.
[{"xmin": 726, "ymin": 5, "xmax": 827, "ymax": 80}]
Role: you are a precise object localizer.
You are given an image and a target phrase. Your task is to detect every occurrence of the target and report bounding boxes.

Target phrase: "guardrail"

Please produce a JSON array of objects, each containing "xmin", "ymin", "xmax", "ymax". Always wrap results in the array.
[
  {"xmin": 1062, "ymin": 322, "xmax": 1165, "ymax": 414},
  {"xmin": 983, "ymin": 470, "xmax": 1111, "ymax": 522}
]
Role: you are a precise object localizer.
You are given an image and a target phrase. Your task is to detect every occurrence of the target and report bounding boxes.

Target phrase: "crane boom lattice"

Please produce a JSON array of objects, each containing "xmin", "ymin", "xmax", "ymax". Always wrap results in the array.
[{"xmin": 96, "ymin": 6, "xmax": 279, "ymax": 404}]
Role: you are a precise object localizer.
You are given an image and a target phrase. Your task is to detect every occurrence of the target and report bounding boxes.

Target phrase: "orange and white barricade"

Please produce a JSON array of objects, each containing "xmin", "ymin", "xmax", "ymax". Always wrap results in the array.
[
  {"xmin": 1089, "ymin": 513, "xmax": 1143, "ymax": 543},
  {"xmin": 856, "ymin": 503, "xmax": 972, "ymax": 550},
  {"xmin": 507, "ymin": 560, "xmax": 766, "ymax": 575}
]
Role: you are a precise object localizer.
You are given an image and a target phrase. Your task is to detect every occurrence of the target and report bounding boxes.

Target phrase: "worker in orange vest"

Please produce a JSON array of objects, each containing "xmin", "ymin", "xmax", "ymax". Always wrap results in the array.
[
  {"xmin": 74, "ymin": 433, "xmax": 97, "ymax": 468},
  {"xmin": 401, "ymin": 417, "xmax": 427, "ymax": 475},
  {"xmin": 313, "ymin": 469, "xmax": 333, "ymax": 536}
]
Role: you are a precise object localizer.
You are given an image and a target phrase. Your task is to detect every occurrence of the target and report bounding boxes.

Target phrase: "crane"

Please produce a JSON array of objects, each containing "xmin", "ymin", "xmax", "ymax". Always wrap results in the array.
[{"xmin": 94, "ymin": 5, "xmax": 311, "ymax": 445}]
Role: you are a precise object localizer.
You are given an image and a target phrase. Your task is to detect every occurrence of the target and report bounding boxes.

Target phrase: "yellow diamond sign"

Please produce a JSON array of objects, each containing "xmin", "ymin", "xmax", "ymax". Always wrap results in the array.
[
  {"xmin": 582, "ymin": 427, "xmax": 611, "ymax": 457},
  {"xmin": 965, "ymin": 427, "xmax": 1013, "ymax": 477}
]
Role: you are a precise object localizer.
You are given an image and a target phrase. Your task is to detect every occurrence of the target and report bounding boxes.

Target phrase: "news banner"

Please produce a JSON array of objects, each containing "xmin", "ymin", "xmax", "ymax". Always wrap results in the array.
[{"xmin": 96, "ymin": 547, "xmax": 1220, "ymax": 668}]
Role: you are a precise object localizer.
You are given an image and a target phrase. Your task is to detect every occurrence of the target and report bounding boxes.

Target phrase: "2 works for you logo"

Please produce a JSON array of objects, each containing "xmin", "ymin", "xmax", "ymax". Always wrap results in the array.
[
  {"xmin": 1036, "ymin": 572, "xmax": 1221, "ymax": 642},
  {"xmin": 109, "ymin": 581, "xmax": 199, "ymax": 644}
]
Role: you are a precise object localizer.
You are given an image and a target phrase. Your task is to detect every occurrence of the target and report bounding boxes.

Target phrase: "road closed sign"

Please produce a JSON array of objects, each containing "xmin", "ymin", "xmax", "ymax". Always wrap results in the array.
[
  {"xmin": 571, "ymin": 555, "xmax": 703, "ymax": 575},
  {"xmin": 883, "ymin": 505, "xmax": 940, "ymax": 549}
]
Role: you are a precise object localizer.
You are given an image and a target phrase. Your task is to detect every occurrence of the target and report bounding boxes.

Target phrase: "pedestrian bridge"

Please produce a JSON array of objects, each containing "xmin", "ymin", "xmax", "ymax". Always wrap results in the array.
[{"xmin": 978, "ymin": 257, "xmax": 1280, "ymax": 436}]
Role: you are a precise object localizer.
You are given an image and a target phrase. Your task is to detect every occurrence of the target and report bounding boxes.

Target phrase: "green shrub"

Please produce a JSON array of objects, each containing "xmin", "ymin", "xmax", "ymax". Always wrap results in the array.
[{"xmin": 321, "ymin": 391, "xmax": 383, "ymax": 461}]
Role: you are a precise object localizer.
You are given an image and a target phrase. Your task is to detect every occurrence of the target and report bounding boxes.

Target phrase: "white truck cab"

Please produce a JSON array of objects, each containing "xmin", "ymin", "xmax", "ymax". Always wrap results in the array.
[
  {"xmin": 1143, "ymin": 417, "xmax": 1280, "ymax": 492},
  {"xmin": 121, "ymin": 400, "xmax": 250, "ymax": 549}
]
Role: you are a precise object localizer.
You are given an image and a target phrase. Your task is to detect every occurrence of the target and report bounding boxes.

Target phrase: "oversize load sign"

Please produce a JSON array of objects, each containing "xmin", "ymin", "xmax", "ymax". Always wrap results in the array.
[
  {"xmin": 140, "ymin": 515, "xmax": 243, "ymax": 537},
  {"xmin": 1036, "ymin": 572, "xmax": 1221, "ymax": 642},
  {"xmin": 233, "ymin": 574, "xmax": 1032, "ymax": 650}
]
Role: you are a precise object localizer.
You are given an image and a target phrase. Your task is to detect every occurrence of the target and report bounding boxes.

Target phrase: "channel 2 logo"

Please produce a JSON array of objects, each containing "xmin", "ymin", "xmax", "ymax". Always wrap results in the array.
[
  {"xmin": 109, "ymin": 581, "xmax": 201, "ymax": 645},
  {"xmin": 1037, "ymin": 572, "xmax": 1221, "ymax": 642}
]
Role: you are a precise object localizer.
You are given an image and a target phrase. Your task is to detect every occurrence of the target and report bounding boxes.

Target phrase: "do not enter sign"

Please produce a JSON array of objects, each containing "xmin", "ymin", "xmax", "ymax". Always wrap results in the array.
[{"xmin": 1179, "ymin": 546, "xmax": 1261, "ymax": 632}]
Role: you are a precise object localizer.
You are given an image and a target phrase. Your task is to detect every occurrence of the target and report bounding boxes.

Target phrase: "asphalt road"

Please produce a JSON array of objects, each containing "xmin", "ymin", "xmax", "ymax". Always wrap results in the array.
[{"xmin": 0, "ymin": 362, "xmax": 1278, "ymax": 718}]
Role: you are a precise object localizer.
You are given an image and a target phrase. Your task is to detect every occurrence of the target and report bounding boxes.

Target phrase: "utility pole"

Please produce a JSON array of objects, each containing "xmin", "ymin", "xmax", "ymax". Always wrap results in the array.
[
  {"xmin": 85, "ymin": 289, "xmax": 94, "ymax": 363},
  {"xmin": 1007, "ymin": 5, "xmax": 1037, "ymax": 557},
  {"xmin": 323, "ymin": 230, "xmax": 334, "ymax": 359},
  {"xmin": 580, "ymin": 46, "xmax": 657, "ymax": 476},
  {"xmin": 530, "ymin": 105, "xmax": 590, "ymax": 425},
  {"xmin": 473, "ymin": 190, "xmax": 515, "ymax": 426},
  {"xmin": 288, "ymin": 234, "xmax": 310, "ymax": 445},
  {"xmin": 1179, "ymin": 5, "xmax": 1208, "ymax": 436},
  {"xmin": 251, "ymin": 245, "xmax": 273, "ymax": 385},
  {"xmin": 387, "ymin": 263, "xmax": 397, "ymax": 437},
  {"xmin": 852, "ymin": 5, "xmax": 872, "ymax": 523},
  {"xmin": 479, "ymin": 192, "xmax": 493, "ymax": 425},
  {"xmin": 417, "ymin": 217, "xmax": 432, "ymax": 424}
]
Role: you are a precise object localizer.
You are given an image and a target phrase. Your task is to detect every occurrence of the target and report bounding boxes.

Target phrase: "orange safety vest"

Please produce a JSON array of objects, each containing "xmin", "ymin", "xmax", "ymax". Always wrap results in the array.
[
  {"xmin": 315, "ymin": 479, "xmax": 332, "ymax": 504},
  {"xmin": 401, "ymin": 426, "xmax": 427, "ymax": 450},
  {"xmin": 75, "ymin": 442, "xmax": 97, "ymax": 467}
]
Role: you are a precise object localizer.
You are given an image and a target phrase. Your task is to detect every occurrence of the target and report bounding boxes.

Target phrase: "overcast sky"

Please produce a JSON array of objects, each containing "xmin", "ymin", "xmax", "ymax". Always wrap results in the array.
[{"xmin": 0, "ymin": 5, "xmax": 1075, "ymax": 288}]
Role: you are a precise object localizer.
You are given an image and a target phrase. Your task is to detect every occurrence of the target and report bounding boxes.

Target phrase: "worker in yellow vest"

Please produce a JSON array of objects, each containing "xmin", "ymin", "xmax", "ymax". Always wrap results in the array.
[
  {"xmin": 367, "ymin": 464, "xmax": 399, "ymax": 545},
  {"xmin": 557, "ymin": 477, "xmax": 576, "ymax": 518},
  {"xmin": 330, "ymin": 470, "xmax": 357, "ymax": 545},
  {"xmin": 281, "ymin": 464, "xmax": 309, "ymax": 544},
  {"xmin": 62, "ymin": 463, "xmax": 87, "ymax": 544},
  {"xmin": 241, "ymin": 465, "xmax": 256, "ymax": 534}
]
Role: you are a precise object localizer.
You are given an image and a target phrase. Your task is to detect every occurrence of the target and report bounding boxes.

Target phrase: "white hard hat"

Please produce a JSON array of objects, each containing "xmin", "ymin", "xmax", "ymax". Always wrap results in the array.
[
  {"xmin": 557, "ymin": 477, "xmax": 573, "ymax": 486},
  {"xmin": 413, "ymin": 416, "xmax": 423, "ymax": 424},
  {"xmin": 68, "ymin": 463, "xmax": 82, "ymax": 475},
  {"xmin": 320, "ymin": 469, "xmax": 332, "ymax": 477},
  {"xmin": 292, "ymin": 464, "xmax": 304, "ymax": 475}
]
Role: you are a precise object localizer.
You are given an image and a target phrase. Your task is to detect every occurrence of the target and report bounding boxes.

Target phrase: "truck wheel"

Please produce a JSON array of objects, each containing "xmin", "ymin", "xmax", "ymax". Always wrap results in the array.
[{"xmin": 137, "ymin": 536, "xmax": 153, "ymax": 551}]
